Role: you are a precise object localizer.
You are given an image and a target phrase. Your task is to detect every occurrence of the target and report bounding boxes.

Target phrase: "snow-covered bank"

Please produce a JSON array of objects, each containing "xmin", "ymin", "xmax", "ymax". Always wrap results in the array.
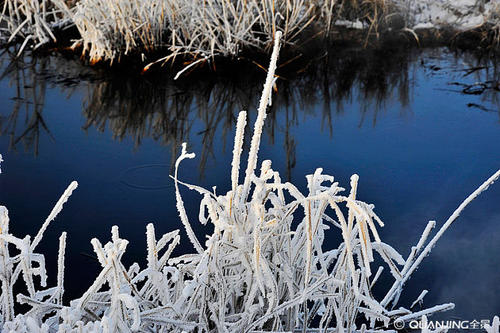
[{"xmin": 405, "ymin": 0, "xmax": 499, "ymax": 30}]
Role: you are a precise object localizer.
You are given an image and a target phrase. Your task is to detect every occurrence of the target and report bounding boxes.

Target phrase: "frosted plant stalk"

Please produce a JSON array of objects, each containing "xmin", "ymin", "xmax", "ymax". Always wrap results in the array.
[
  {"xmin": 231, "ymin": 111, "xmax": 247, "ymax": 193},
  {"xmin": 174, "ymin": 142, "xmax": 204, "ymax": 254},
  {"xmin": 56, "ymin": 232, "xmax": 66, "ymax": 305},
  {"xmin": 241, "ymin": 30, "xmax": 282, "ymax": 203},
  {"xmin": 382, "ymin": 169, "xmax": 500, "ymax": 308},
  {"xmin": 31, "ymin": 181, "xmax": 78, "ymax": 251}
]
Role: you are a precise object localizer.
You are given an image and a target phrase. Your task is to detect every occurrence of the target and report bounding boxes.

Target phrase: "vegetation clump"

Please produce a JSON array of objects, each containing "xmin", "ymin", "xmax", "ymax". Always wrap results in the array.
[{"xmin": 1, "ymin": 0, "xmax": 500, "ymax": 69}]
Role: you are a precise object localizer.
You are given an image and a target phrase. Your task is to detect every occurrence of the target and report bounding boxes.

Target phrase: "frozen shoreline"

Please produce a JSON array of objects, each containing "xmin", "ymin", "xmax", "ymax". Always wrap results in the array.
[
  {"xmin": 405, "ymin": 0, "xmax": 499, "ymax": 31},
  {"xmin": 336, "ymin": 0, "xmax": 499, "ymax": 31}
]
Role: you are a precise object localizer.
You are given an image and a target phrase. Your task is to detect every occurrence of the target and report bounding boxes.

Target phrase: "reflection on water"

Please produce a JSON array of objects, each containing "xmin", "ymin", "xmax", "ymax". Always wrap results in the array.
[
  {"xmin": 0, "ymin": 47, "xmax": 422, "ymax": 173},
  {"xmin": 0, "ymin": 51, "xmax": 50, "ymax": 155},
  {"xmin": 1, "ymin": 47, "xmax": 498, "ymax": 175},
  {"xmin": 0, "ymin": 45, "xmax": 499, "ymax": 322}
]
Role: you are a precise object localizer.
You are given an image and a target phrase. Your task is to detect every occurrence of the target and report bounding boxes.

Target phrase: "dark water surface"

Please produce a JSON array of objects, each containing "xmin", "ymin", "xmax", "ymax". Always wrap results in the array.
[{"xmin": 0, "ymin": 47, "xmax": 499, "ymax": 323}]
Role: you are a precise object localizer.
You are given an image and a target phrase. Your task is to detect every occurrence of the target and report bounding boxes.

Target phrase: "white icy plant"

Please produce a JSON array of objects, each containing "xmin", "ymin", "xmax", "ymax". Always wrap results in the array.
[
  {"xmin": 167, "ymin": 31, "xmax": 500, "ymax": 332},
  {"xmin": 0, "ymin": 181, "xmax": 77, "ymax": 327},
  {"xmin": 0, "ymin": 31, "xmax": 499, "ymax": 333}
]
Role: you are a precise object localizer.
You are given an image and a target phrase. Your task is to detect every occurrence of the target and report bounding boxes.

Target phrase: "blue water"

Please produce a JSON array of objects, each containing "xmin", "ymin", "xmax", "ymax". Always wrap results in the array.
[{"xmin": 0, "ymin": 47, "xmax": 499, "ymax": 323}]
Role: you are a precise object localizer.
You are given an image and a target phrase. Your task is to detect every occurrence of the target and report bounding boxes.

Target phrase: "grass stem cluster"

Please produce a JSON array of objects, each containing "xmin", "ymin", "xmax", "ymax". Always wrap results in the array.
[{"xmin": 0, "ymin": 33, "xmax": 499, "ymax": 333}]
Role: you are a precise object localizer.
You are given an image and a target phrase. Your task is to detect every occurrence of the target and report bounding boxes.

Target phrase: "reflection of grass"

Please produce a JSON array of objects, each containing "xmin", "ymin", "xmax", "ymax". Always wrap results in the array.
[
  {"xmin": 1, "ymin": 32, "xmax": 500, "ymax": 332},
  {"xmin": 1, "ymin": 46, "xmax": 499, "ymax": 174},
  {"xmin": 0, "ymin": 49, "xmax": 54, "ymax": 155},
  {"xmin": 0, "ymin": 46, "xmax": 92, "ymax": 154},
  {"xmin": 78, "ymin": 46, "xmax": 419, "ymax": 177}
]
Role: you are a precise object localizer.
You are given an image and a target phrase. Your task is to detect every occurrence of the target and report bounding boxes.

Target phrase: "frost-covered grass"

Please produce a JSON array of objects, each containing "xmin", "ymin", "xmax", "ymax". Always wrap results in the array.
[
  {"xmin": 0, "ymin": 0, "xmax": 73, "ymax": 55},
  {"xmin": 1, "ymin": 0, "xmax": 337, "ymax": 63},
  {"xmin": 1, "ymin": 0, "xmax": 500, "ymax": 67},
  {"xmin": 0, "ymin": 32, "xmax": 500, "ymax": 333}
]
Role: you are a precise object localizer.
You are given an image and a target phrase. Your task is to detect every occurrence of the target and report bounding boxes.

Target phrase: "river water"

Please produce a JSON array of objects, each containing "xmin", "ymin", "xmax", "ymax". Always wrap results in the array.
[{"xmin": 0, "ymin": 46, "xmax": 499, "ymax": 323}]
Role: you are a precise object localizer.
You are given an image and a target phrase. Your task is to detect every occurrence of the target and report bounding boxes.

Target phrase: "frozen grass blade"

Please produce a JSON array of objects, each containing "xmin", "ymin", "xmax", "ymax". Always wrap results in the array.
[
  {"xmin": 382, "ymin": 169, "xmax": 500, "ymax": 308},
  {"xmin": 31, "ymin": 181, "xmax": 78, "ymax": 251},
  {"xmin": 241, "ymin": 30, "xmax": 282, "ymax": 203}
]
